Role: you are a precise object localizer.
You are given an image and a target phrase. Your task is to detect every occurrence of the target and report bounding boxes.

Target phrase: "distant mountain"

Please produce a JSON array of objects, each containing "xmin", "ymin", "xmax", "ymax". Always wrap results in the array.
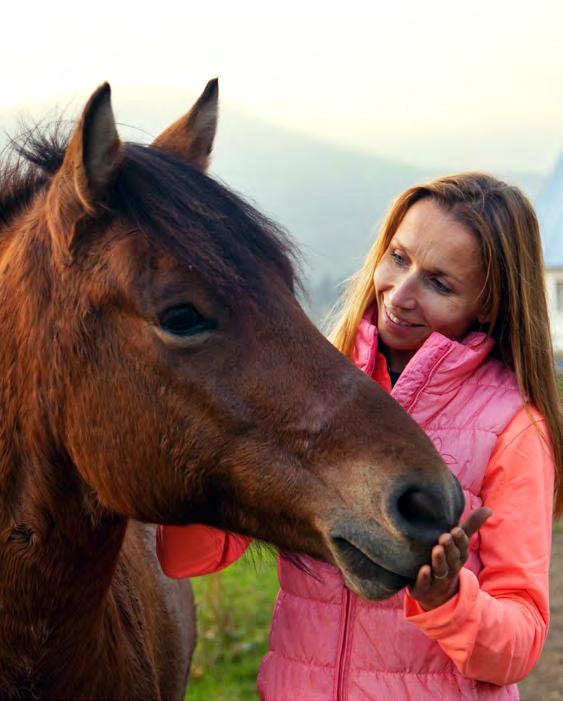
[{"xmin": 0, "ymin": 87, "xmax": 546, "ymax": 316}]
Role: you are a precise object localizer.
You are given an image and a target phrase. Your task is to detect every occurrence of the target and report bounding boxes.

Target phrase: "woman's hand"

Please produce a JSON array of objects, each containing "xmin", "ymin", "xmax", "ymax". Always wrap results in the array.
[{"xmin": 408, "ymin": 507, "xmax": 492, "ymax": 611}]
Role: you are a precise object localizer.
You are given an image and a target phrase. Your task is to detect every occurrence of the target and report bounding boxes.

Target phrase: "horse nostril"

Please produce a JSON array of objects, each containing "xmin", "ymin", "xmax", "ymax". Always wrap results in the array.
[
  {"xmin": 397, "ymin": 489, "xmax": 442, "ymax": 526},
  {"xmin": 391, "ymin": 485, "xmax": 452, "ymax": 543}
]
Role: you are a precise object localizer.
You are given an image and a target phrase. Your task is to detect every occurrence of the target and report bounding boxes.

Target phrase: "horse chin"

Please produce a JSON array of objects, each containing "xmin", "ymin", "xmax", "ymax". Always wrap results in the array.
[
  {"xmin": 328, "ymin": 533, "xmax": 416, "ymax": 601},
  {"xmin": 341, "ymin": 564, "xmax": 412, "ymax": 601}
]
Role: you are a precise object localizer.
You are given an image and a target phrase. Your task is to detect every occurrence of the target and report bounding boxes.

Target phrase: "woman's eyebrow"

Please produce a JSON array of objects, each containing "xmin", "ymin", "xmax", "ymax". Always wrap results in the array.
[
  {"xmin": 424, "ymin": 265, "xmax": 463, "ymax": 285},
  {"xmin": 391, "ymin": 238, "xmax": 464, "ymax": 285}
]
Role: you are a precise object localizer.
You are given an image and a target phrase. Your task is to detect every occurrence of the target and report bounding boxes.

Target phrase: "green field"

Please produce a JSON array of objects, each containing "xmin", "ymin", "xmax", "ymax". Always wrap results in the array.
[{"xmin": 186, "ymin": 548, "xmax": 279, "ymax": 701}]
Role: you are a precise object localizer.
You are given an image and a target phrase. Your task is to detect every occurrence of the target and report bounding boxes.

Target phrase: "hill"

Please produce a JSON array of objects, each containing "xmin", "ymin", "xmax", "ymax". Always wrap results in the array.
[{"xmin": 0, "ymin": 88, "xmax": 545, "ymax": 317}]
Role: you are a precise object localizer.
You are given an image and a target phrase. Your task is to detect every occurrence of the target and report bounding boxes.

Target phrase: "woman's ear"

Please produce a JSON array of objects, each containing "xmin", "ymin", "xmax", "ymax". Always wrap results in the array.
[
  {"xmin": 477, "ymin": 305, "xmax": 491, "ymax": 325},
  {"xmin": 476, "ymin": 294, "xmax": 491, "ymax": 325}
]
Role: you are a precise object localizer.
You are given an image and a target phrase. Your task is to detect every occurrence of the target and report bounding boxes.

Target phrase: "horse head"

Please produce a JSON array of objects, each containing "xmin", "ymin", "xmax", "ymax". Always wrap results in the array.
[{"xmin": 1, "ymin": 80, "xmax": 463, "ymax": 600}]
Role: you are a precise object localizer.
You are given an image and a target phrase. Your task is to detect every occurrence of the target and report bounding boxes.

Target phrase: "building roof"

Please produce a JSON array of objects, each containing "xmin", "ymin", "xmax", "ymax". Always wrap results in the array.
[{"xmin": 535, "ymin": 155, "xmax": 563, "ymax": 269}]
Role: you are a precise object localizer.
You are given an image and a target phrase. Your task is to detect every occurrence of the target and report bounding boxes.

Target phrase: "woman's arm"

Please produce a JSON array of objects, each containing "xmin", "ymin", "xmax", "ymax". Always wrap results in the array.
[
  {"xmin": 156, "ymin": 524, "xmax": 252, "ymax": 578},
  {"xmin": 404, "ymin": 407, "xmax": 554, "ymax": 685}
]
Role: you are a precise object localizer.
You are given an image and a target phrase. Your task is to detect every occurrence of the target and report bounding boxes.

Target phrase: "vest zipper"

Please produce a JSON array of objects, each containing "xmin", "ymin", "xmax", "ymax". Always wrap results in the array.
[{"xmin": 335, "ymin": 588, "xmax": 352, "ymax": 701}]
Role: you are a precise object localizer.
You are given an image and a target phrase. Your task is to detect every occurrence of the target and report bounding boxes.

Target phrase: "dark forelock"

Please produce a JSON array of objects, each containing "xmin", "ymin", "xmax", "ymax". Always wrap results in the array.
[{"xmin": 1, "ymin": 124, "xmax": 300, "ymax": 301}]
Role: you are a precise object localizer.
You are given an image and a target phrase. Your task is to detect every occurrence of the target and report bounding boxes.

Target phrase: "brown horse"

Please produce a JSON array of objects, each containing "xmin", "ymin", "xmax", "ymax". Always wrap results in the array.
[{"xmin": 0, "ymin": 80, "xmax": 463, "ymax": 700}]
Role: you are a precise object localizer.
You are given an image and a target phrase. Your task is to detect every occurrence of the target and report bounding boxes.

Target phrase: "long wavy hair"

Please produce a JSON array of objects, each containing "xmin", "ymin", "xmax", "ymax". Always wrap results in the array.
[{"xmin": 329, "ymin": 172, "xmax": 563, "ymax": 515}]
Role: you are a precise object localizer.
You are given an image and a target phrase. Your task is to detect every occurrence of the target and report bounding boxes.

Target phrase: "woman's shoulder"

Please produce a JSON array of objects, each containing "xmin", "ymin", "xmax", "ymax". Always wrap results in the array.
[
  {"xmin": 486, "ymin": 404, "xmax": 554, "ymax": 493},
  {"xmin": 497, "ymin": 405, "xmax": 549, "ymax": 448}
]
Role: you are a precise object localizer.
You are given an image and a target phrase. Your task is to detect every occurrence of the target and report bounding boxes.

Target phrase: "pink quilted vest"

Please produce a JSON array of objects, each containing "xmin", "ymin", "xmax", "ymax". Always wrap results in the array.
[{"xmin": 258, "ymin": 311, "xmax": 523, "ymax": 701}]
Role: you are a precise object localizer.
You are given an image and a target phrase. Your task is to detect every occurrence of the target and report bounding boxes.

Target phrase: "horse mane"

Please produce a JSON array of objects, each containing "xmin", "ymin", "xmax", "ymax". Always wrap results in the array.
[
  {"xmin": 0, "ymin": 123, "xmax": 65, "ymax": 227},
  {"xmin": 0, "ymin": 122, "xmax": 301, "ymax": 301}
]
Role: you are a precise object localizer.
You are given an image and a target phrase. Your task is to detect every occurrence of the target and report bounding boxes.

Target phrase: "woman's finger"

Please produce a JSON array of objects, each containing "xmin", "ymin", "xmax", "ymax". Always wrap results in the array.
[
  {"xmin": 441, "ymin": 534, "xmax": 462, "ymax": 571},
  {"xmin": 431, "ymin": 544, "xmax": 448, "ymax": 579},
  {"xmin": 418, "ymin": 564, "xmax": 432, "ymax": 591},
  {"xmin": 460, "ymin": 507, "xmax": 492, "ymax": 539},
  {"xmin": 411, "ymin": 564, "xmax": 432, "ymax": 596},
  {"xmin": 451, "ymin": 527, "xmax": 469, "ymax": 562}
]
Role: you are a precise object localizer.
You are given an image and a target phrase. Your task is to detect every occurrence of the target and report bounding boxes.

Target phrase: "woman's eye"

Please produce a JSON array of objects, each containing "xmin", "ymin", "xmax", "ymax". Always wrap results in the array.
[
  {"xmin": 430, "ymin": 278, "xmax": 452, "ymax": 294},
  {"xmin": 158, "ymin": 305, "xmax": 216, "ymax": 337},
  {"xmin": 390, "ymin": 250, "xmax": 407, "ymax": 266}
]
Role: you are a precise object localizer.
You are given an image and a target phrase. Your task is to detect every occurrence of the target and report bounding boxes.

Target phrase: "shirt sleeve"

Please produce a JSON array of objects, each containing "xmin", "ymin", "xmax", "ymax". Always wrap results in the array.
[
  {"xmin": 156, "ymin": 524, "xmax": 252, "ymax": 578},
  {"xmin": 403, "ymin": 406, "xmax": 555, "ymax": 685}
]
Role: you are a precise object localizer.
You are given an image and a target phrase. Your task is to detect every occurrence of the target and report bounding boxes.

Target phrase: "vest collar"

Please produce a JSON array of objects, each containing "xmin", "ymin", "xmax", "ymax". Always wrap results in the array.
[{"xmin": 352, "ymin": 305, "xmax": 495, "ymax": 410}]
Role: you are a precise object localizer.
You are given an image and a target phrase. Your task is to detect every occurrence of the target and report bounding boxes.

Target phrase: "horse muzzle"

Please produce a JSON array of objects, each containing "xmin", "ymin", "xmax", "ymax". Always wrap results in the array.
[{"xmin": 327, "ymin": 474, "xmax": 465, "ymax": 600}]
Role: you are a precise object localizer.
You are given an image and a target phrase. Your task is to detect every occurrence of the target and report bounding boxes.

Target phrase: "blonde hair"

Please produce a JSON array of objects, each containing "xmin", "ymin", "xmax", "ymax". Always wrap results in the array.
[{"xmin": 329, "ymin": 173, "xmax": 563, "ymax": 515}]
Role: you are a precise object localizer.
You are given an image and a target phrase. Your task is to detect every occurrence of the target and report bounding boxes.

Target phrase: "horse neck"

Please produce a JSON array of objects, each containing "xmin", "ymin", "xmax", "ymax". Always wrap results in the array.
[
  {"xmin": 0, "ymin": 222, "xmax": 135, "ymax": 693},
  {"xmin": 0, "ymin": 437, "xmax": 128, "ymax": 664}
]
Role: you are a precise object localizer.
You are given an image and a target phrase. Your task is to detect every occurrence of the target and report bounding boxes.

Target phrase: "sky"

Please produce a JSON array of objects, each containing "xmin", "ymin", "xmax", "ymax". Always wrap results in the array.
[{"xmin": 2, "ymin": 0, "xmax": 563, "ymax": 174}]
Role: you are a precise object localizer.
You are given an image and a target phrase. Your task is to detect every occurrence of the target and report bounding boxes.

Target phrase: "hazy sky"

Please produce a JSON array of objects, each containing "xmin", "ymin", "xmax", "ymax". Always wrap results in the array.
[{"xmin": 2, "ymin": 0, "xmax": 563, "ymax": 173}]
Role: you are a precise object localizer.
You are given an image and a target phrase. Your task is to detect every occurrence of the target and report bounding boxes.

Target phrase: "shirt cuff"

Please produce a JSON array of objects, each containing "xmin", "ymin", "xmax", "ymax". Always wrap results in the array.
[{"xmin": 403, "ymin": 567, "xmax": 480, "ymax": 638}]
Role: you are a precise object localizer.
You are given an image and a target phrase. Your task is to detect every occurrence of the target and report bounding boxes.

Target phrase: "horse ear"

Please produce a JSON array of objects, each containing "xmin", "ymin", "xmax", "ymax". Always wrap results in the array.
[
  {"xmin": 48, "ymin": 83, "xmax": 122, "ymax": 260},
  {"xmin": 151, "ymin": 78, "xmax": 218, "ymax": 172}
]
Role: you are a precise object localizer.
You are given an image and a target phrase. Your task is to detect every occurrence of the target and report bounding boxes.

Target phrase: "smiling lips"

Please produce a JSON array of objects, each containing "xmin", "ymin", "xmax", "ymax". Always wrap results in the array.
[{"xmin": 384, "ymin": 305, "xmax": 422, "ymax": 329}]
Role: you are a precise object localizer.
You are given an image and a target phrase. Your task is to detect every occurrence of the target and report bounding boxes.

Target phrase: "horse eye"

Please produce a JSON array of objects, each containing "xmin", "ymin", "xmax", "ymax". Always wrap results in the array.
[{"xmin": 158, "ymin": 305, "xmax": 214, "ymax": 337}]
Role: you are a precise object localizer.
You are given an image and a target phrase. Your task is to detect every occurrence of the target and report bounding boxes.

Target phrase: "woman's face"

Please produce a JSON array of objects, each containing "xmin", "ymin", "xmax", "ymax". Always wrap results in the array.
[{"xmin": 373, "ymin": 199, "xmax": 486, "ymax": 372}]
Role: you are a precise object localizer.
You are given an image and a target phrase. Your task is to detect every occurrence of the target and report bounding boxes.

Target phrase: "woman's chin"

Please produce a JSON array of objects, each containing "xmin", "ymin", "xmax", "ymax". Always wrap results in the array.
[{"xmin": 378, "ymin": 326, "xmax": 427, "ymax": 357}]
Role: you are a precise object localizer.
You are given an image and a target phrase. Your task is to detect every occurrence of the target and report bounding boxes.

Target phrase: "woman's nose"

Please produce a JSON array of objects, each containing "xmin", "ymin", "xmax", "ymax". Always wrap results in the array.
[{"xmin": 388, "ymin": 275, "xmax": 417, "ymax": 309}]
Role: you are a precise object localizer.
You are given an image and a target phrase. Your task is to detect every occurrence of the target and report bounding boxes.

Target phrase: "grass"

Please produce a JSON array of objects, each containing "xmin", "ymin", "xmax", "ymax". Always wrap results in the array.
[{"xmin": 185, "ymin": 547, "xmax": 279, "ymax": 701}]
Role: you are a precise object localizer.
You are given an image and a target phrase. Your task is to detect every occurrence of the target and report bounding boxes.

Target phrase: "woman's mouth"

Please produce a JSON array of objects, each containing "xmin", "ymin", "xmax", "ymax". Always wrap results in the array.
[{"xmin": 384, "ymin": 305, "xmax": 421, "ymax": 328}]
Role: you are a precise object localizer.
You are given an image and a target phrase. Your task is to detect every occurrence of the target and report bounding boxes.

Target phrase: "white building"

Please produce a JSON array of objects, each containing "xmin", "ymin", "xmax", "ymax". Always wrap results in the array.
[{"xmin": 535, "ymin": 157, "xmax": 563, "ymax": 360}]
